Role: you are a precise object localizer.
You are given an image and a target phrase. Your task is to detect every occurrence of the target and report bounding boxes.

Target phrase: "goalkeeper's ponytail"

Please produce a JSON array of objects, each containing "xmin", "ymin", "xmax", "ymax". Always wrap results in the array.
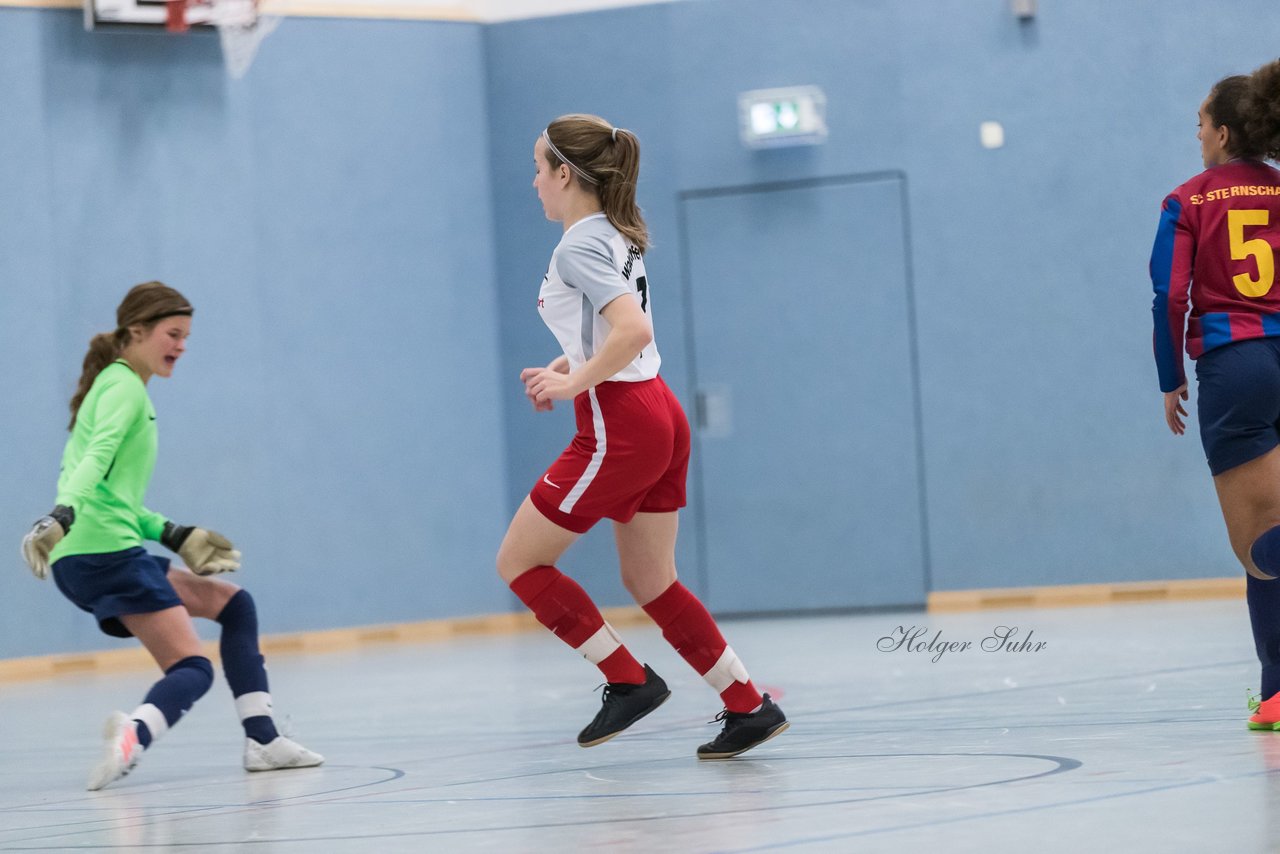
[{"xmin": 68, "ymin": 281, "xmax": 193, "ymax": 430}]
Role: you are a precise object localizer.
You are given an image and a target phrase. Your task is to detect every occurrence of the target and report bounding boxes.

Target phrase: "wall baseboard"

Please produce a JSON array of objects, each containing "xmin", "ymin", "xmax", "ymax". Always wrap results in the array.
[
  {"xmin": 2, "ymin": 580, "xmax": 1248, "ymax": 683},
  {"xmin": 927, "ymin": 577, "xmax": 1244, "ymax": 612},
  {"xmin": 0, "ymin": 606, "xmax": 649, "ymax": 684}
]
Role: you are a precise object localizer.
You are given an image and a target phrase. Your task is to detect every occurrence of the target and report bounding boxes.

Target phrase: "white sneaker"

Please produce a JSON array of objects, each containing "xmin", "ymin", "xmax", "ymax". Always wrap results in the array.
[
  {"xmin": 243, "ymin": 736, "xmax": 324, "ymax": 772},
  {"xmin": 87, "ymin": 712, "xmax": 143, "ymax": 791}
]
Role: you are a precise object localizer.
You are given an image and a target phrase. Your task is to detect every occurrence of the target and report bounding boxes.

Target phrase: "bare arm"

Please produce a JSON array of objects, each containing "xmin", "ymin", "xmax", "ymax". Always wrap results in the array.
[
  {"xmin": 523, "ymin": 354, "xmax": 571, "ymax": 411},
  {"xmin": 523, "ymin": 295, "xmax": 652, "ymax": 403}
]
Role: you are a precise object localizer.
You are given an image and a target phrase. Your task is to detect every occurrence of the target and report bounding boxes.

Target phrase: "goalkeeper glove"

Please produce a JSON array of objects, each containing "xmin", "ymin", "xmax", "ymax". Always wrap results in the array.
[
  {"xmin": 161, "ymin": 521, "xmax": 242, "ymax": 576},
  {"xmin": 20, "ymin": 505, "xmax": 75, "ymax": 580}
]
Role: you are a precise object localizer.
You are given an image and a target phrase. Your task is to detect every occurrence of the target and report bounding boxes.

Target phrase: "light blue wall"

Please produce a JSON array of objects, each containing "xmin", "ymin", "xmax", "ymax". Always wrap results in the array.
[
  {"xmin": 1, "ymin": 11, "xmax": 510, "ymax": 657},
  {"xmin": 487, "ymin": 0, "xmax": 1280, "ymax": 597},
  {"xmin": 3, "ymin": 0, "xmax": 1278, "ymax": 660},
  {"xmin": 892, "ymin": 0, "xmax": 1233, "ymax": 590}
]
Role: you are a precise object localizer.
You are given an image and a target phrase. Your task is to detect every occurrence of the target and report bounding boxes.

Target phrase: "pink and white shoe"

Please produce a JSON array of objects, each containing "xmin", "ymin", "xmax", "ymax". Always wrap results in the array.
[{"xmin": 87, "ymin": 712, "xmax": 143, "ymax": 791}]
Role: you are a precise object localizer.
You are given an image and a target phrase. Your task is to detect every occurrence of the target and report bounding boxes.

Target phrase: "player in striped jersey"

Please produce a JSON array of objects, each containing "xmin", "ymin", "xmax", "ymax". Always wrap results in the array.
[
  {"xmin": 20, "ymin": 282, "xmax": 322, "ymax": 789},
  {"xmin": 1149, "ymin": 60, "xmax": 1280, "ymax": 729},
  {"xmin": 497, "ymin": 114, "xmax": 788, "ymax": 758}
]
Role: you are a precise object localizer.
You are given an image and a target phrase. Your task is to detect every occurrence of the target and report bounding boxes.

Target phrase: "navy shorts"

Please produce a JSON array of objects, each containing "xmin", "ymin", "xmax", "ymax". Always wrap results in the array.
[
  {"xmin": 51, "ymin": 547, "xmax": 180, "ymax": 638},
  {"xmin": 1195, "ymin": 337, "xmax": 1280, "ymax": 476}
]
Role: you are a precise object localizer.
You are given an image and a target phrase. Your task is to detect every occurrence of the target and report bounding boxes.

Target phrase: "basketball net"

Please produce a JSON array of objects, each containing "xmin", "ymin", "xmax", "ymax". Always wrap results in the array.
[{"xmin": 165, "ymin": 0, "xmax": 281, "ymax": 79}]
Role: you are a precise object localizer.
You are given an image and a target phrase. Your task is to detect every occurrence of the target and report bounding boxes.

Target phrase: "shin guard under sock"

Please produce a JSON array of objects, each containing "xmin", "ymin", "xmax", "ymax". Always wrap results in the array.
[
  {"xmin": 130, "ymin": 655, "xmax": 214, "ymax": 748},
  {"xmin": 217, "ymin": 590, "xmax": 279, "ymax": 745},
  {"xmin": 511, "ymin": 566, "xmax": 646, "ymax": 684},
  {"xmin": 642, "ymin": 581, "xmax": 763, "ymax": 713}
]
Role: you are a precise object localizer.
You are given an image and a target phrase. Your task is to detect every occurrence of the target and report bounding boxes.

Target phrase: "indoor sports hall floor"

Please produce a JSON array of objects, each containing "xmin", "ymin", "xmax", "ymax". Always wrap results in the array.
[{"xmin": 0, "ymin": 599, "xmax": 1274, "ymax": 852}]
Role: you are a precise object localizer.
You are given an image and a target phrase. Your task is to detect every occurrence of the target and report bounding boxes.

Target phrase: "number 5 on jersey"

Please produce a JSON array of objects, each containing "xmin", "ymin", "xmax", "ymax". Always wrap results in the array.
[{"xmin": 1230, "ymin": 209, "xmax": 1277, "ymax": 297}]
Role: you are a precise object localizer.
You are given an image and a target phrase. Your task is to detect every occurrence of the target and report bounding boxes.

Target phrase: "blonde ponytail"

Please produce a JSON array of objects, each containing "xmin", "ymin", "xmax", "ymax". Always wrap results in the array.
[{"xmin": 543, "ymin": 114, "xmax": 649, "ymax": 252}]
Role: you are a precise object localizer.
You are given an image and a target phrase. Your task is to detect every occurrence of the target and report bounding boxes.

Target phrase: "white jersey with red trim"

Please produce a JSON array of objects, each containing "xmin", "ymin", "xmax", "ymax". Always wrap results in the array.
[{"xmin": 538, "ymin": 213, "xmax": 660, "ymax": 382}]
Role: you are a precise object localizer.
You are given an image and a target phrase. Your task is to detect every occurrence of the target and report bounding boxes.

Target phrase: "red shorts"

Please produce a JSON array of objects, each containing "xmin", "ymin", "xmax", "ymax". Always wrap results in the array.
[{"xmin": 530, "ymin": 376, "xmax": 690, "ymax": 533}]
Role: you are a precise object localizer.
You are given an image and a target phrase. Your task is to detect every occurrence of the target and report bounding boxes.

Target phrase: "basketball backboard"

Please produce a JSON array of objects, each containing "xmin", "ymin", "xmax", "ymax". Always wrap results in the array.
[{"xmin": 84, "ymin": 0, "xmax": 220, "ymax": 31}]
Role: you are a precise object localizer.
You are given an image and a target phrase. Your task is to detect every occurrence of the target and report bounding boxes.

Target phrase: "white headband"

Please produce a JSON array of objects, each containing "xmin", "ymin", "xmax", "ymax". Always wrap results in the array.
[{"xmin": 542, "ymin": 129, "xmax": 599, "ymax": 186}]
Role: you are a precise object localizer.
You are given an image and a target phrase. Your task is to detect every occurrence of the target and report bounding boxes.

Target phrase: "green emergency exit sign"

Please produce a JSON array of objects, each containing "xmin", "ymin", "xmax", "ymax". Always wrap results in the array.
[{"xmin": 738, "ymin": 86, "xmax": 828, "ymax": 149}]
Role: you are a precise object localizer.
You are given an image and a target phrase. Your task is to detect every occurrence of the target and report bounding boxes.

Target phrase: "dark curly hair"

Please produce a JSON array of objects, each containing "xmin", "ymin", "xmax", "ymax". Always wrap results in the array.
[
  {"xmin": 1243, "ymin": 58, "xmax": 1280, "ymax": 162},
  {"xmin": 1205, "ymin": 60, "xmax": 1280, "ymax": 162}
]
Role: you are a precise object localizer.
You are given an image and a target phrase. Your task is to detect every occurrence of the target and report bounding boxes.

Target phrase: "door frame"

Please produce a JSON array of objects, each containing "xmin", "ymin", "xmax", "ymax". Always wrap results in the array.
[{"xmin": 674, "ymin": 170, "xmax": 933, "ymax": 608}]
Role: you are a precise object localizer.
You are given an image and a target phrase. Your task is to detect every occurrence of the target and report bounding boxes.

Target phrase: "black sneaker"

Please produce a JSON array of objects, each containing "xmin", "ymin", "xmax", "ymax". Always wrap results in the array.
[
  {"xmin": 696, "ymin": 693, "xmax": 789, "ymax": 759},
  {"xmin": 577, "ymin": 664, "xmax": 671, "ymax": 747}
]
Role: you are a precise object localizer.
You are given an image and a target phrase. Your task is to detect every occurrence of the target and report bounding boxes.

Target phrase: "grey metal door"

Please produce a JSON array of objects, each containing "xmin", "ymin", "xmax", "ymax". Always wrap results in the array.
[{"xmin": 681, "ymin": 174, "xmax": 928, "ymax": 613}]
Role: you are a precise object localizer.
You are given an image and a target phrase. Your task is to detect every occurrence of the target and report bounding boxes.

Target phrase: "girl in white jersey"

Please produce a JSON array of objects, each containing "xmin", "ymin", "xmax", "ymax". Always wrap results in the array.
[{"xmin": 496, "ymin": 114, "xmax": 788, "ymax": 758}]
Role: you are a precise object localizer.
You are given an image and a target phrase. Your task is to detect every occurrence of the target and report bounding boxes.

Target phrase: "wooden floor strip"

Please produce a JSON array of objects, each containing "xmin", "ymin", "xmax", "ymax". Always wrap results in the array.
[
  {"xmin": 927, "ymin": 577, "xmax": 1244, "ymax": 613},
  {"xmin": 3, "ymin": 581, "xmax": 1247, "ymax": 683},
  {"xmin": 0, "ymin": 606, "xmax": 650, "ymax": 684}
]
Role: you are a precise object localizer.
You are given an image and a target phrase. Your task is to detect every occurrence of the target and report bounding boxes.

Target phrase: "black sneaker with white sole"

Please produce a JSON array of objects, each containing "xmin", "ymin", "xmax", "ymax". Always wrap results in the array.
[
  {"xmin": 577, "ymin": 664, "xmax": 671, "ymax": 747},
  {"xmin": 696, "ymin": 693, "xmax": 789, "ymax": 759}
]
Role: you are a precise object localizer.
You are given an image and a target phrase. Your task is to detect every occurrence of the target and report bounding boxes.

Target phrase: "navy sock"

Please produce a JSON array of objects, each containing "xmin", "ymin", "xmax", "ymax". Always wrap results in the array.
[
  {"xmin": 217, "ymin": 590, "xmax": 279, "ymax": 745},
  {"xmin": 131, "ymin": 656, "xmax": 214, "ymax": 748},
  {"xmin": 1252, "ymin": 525, "xmax": 1280, "ymax": 579},
  {"xmin": 1246, "ymin": 568, "xmax": 1280, "ymax": 699}
]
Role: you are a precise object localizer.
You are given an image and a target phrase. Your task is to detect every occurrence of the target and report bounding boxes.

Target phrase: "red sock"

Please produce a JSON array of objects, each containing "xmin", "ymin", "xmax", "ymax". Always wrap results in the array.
[
  {"xmin": 642, "ymin": 581, "xmax": 762, "ymax": 713},
  {"xmin": 510, "ymin": 566, "xmax": 646, "ymax": 684}
]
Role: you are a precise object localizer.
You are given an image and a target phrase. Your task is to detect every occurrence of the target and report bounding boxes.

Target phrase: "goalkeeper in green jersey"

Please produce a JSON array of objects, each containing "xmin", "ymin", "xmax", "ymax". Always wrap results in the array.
[{"xmin": 20, "ymin": 281, "xmax": 322, "ymax": 790}]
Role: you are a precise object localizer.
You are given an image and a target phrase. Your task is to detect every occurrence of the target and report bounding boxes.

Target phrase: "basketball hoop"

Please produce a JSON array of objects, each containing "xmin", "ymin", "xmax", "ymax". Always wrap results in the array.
[
  {"xmin": 212, "ymin": 0, "xmax": 281, "ymax": 79},
  {"xmin": 165, "ymin": 0, "xmax": 281, "ymax": 78},
  {"xmin": 164, "ymin": 0, "xmax": 188, "ymax": 32}
]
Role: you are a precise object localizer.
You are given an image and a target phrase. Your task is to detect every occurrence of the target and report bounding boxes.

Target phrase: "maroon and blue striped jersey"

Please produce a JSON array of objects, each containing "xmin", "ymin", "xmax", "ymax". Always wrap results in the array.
[{"xmin": 1150, "ymin": 159, "xmax": 1280, "ymax": 392}]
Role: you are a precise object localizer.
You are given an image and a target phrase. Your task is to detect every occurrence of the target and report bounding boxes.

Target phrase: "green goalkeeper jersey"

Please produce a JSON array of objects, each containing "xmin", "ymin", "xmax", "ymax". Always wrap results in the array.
[{"xmin": 49, "ymin": 360, "xmax": 168, "ymax": 561}]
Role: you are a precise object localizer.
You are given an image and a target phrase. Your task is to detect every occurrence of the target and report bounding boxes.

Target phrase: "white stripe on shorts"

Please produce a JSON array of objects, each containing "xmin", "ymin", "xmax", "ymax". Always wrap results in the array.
[
  {"xmin": 559, "ymin": 386, "xmax": 607, "ymax": 514},
  {"xmin": 575, "ymin": 622, "xmax": 622, "ymax": 664},
  {"xmin": 702, "ymin": 646, "xmax": 750, "ymax": 693}
]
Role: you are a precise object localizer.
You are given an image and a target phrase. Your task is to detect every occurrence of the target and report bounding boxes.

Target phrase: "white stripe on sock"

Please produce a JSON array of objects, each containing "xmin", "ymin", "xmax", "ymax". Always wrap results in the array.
[
  {"xmin": 130, "ymin": 703, "xmax": 168, "ymax": 743},
  {"xmin": 575, "ymin": 622, "xmax": 622, "ymax": 664},
  {"xmin": 234, "ymin": 691, "xmax": 274, "ymax": 721},
  {"xmin": 702, "ymin": 646, "xmax": 750, "ymax": 693}
]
